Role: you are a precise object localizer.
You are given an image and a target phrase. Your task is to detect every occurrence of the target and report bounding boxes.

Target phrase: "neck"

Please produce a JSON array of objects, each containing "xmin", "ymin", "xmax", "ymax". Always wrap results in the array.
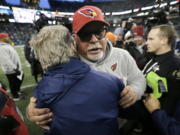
[{"xmin": 155, "ymin": 46, "xmax": 171, "ymax": 55}]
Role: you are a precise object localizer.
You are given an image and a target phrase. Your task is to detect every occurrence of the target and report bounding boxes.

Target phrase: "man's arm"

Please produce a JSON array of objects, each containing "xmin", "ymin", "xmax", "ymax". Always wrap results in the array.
[
  {"xmin": 143, "ymin": 94, "xmax": 180, "ymax": 135},
  {"xmin": 119, "ymin": 51, "xmax": 146, "ymax": 108},
  {"xmin": 119, "ymin": 85, "xmax": 137, "ymax": 108},
  {"xmin": 126, "ymin": 51, "xmax": 146, "ymax": 100},
  {"xmin": 26, "ymin": 97, "xmax": 53, "ymax": 130}
]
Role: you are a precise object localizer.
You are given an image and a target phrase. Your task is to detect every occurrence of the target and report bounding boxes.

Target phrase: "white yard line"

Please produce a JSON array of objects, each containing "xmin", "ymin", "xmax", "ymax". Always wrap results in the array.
[
  {"xmin": 6, "ymin": 84, "xmax": 36, "ymax": 94},
  {"xmin": 21, "ymin": 84, "xmax": 36, "ymax": 89}
]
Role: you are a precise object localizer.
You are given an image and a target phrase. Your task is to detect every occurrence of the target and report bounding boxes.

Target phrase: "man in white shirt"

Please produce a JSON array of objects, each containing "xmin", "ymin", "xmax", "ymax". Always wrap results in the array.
[{"xmin": 0, "ymin": 33, "xmax": 24, "ymax": 101}]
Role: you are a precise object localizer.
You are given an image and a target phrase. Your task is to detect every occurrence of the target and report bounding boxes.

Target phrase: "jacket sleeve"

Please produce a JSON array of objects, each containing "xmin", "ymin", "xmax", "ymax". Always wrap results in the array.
[
  {"xmin": 124, "ymin": 51, "xmax": 146, "ymax": 100},
  {"xmin": 0, "ymin": 54, "xmax": 17, "ymax": 74},
  {"xmin": 0, "ymin": 45, "xmax": 22, "ymax": 74},
  {"xmin": 33, "ymin": 78, "xmax": 53, "ymax": 108},
  {"xmin": 151, "ymin": 103, "xmax": 180, "ymax": 135}
]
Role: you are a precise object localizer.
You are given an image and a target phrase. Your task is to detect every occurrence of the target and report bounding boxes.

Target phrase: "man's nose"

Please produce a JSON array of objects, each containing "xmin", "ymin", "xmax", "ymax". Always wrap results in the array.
[{"xmin": 89, "ymin": 34, "xmax": 99, "ymax": 43}]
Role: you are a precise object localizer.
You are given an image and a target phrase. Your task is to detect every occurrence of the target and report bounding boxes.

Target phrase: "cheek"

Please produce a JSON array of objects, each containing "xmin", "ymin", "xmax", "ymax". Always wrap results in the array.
[
  {"xmin": 151, "ymin": 41, "xmax": 158, "ymax": 48},
  {"xmin": 77, "ymin": 42, "xmax": 88, "ymax": 56},
  {"xmin": 135, "ymin": 39, "xmax": 140, "ymax": 43},
  {"xmin": 100, "ymin": 39, "xmax": 107, "ymax": 51},
  {"xmin": 147, "ymin": 40, "xmax": 153, "ymax": 46}
]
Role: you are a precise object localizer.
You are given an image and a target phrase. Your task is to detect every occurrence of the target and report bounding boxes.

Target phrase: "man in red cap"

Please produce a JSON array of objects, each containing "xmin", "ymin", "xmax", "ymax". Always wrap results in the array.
[
  {"xmin": 26, "ymin": 5, "xmax": 146, "ymax": 130},
  {"xmin": 0, "ymin": 33, "xmax": 14, "ymax": 45},
  {"xmin": 73, "ymin": 6, "xmax": 145, "ymax": 106},
  {"xmin": 0, "ymin": 33, "xmax": 24, "ymax": 101}
]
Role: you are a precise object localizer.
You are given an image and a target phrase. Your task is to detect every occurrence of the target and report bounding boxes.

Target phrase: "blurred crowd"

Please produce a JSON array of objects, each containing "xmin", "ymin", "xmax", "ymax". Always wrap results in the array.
[
  {"xmin": 49, "ymin": 0, "xmax": 153, "ymax": 12},
  {"xmin": 0, "ymin": 22, "xmax": 35, "ymax": 45}
]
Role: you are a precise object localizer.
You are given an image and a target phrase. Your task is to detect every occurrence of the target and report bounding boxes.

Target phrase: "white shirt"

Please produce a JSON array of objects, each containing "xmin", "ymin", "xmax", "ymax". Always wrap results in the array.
[{"xmin": 0, "ymin": 42, "xmax": 22, "ymax": 75}]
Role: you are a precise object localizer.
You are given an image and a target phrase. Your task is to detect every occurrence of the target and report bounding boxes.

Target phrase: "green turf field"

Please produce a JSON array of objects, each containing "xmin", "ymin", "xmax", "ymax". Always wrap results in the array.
[{"xmin": 0, "ymin": 46, "xmax": 43, "ymax": 135}]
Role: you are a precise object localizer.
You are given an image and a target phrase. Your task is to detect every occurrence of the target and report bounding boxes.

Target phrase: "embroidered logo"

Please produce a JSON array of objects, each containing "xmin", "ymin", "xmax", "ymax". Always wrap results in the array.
[
  {"xmin": 172, "ymin": 69, "xmax": 180, "ymax": 80},
  {"xmin": 111, "ymin": 63, "xmax": 117, "ymax": 71},
  {"xmin": 78, "ymin": 8, "xmax": 97, "ymax": 18}
]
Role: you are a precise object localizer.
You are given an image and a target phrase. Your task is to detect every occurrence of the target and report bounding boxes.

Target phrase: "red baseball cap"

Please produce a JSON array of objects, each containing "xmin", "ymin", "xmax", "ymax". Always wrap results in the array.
[
  {"xmin": 132, "ymin": 25, "xmax": 144, "ymax": 37},
  {"xmin": 0, "ymin": 33, "xmax": 9, "ymax": 38},
  {"xmin": 72, "ymin": 5, "xmax": 109, "ymax": 34}
]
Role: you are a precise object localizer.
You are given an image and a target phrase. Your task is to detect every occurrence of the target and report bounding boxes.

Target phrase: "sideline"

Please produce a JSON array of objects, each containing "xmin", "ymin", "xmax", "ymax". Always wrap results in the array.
[
  {"xmin": 21, "ymin": 84, "xmax": 36, "ymax": 89},
  {"xmin": 14, "ymin": 45, "xmax": 25, "ymax": 48},
  {"xmin": 6, "ymin": 84, "xmax": 36, "ymax": 93}
]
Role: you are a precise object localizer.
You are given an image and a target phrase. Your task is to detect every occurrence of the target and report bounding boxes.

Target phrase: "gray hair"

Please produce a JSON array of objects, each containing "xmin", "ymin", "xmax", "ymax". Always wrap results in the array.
[{"xmin": 29, "ymin": 25, "xmax": 75, "ymax": 70}]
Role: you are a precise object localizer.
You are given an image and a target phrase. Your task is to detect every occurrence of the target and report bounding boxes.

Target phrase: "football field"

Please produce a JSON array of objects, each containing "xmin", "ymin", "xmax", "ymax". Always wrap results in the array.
[{"xmin": 0, "ymin": 45, "xmax": 43, "ymax": 135}]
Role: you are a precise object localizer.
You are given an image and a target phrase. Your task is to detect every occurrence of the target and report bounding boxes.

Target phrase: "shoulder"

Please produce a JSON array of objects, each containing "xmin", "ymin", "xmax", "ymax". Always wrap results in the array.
[
  {"xmin": 173, "ymin": 56, "xmax": 180, "ymax": 66},
  {"xmin": 170, "ymin": 55, "xmax": 180, "ymax": 69},
  {"xmin": 90, "ymin": 69, "xmax": 124, "ymax": 88},
  {"xmin": 35, "ymin": 74, "xmax": 60, "ymax": 92},
  {"xmin": 107, "ymin": 42, "xmax": 133, "ymax": 60},
  {"xmin": 110, "ymin": 47, "xmax": 134, "ymax": 61},
  {"xmin": 169, "ymin": 56, "xmax": 180, "ymax": 80},
  {"xmin": 171, "ymin": 68, "xmax": 180, "ymax": 80},
  {"xmin": 3, "ymin": 45, "xmax": 16, "ymax": 53},
  {"xmin": 112, "ymin": 47, "xmax": 130, "ymax": 55},
  {"xmin": 0, "ymin": 45, "xmax": 14, "ymax": 55}
]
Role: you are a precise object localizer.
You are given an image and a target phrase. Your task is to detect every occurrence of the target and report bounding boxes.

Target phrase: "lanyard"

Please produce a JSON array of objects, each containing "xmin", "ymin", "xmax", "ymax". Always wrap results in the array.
[{"xmin": 142, "ymin": 59, "xmax": 158, "ymax": 75}]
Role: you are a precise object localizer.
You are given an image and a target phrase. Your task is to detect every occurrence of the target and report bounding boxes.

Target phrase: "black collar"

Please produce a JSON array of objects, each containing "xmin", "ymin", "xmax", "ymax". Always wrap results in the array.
[{"xmin": 153, "ymin": 51, "xmax": 174, "ymax": 62}]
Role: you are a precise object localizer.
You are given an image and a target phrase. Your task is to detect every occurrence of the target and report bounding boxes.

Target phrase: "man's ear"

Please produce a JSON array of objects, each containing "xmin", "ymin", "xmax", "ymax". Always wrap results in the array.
[
  {"xmin": 161, "ymin": 37, "xmax": 168, "ymax": 46},
  {"xmin": 70, "ymin": 36, "xmax": 77, "ymax": 53},
  {"xmin": 72, "ymin": 33, "xmax": 77, "ymax": 40}
]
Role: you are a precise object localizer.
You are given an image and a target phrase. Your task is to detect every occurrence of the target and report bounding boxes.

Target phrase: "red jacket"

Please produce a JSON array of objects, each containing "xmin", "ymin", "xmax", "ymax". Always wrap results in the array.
[{"xmin": 0, "ymin": 88, "xmax": 29, "ymax": 135}]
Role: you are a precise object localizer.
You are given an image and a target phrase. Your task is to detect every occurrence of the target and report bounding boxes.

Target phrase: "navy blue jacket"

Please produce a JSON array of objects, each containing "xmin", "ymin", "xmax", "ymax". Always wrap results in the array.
[
  {"xmin": 34, "ymin": 57, "xmax": 124, "ymax": 135},
  {"xmin": 151, "ymin": 100, "xmax": 180, "ymax": 135}
]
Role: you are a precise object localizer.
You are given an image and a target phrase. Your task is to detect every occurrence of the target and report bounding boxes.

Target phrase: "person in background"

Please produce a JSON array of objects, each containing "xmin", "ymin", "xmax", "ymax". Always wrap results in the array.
[
  {"xmin": 140, "ymin": 24, "xmax": 180, "ymax": 135},
  {"xmin": 24, "ymin": 14, "xmax": 48, "ymax": 83},
  {"xmin": 26, "ymin": 5, "xmax": 146, "ymax": 130},
  {"xmin": 114, "ymin": 27, "xmax": 125, "ymax": 48},
  {"xmin": 143, "ymin": 94, "xmax": 180, "ymax": 135},
  {"xmin": 0, "ymin": 33, "xmax": 24, "ymax": 101},
  {"xmin": 105, "ymin": 32, "xmax": 117, "ymax": 46},
  {"xmin": 125, "ymin": 25, "xmax": 148, "ymax": 70},
  {"xmin": 0, "ymin": 82, "xmax": 29, "ymax": 135},
  {"xmin": 132, "ymin": 25, "xmax": 146, "ymax": 55},
  {"xmin": 24, "ymin": 41, "xmax": 43, "ymax": 83},
  {"xmin": 120, "ymin": 24, "xmax": 180, "ymax": 135}
]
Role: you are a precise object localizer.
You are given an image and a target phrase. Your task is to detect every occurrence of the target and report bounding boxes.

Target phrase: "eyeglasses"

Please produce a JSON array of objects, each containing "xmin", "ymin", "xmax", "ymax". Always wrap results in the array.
[{"xmin": 77, "ymin": 27, "xmax": 107, "ymax": 42}]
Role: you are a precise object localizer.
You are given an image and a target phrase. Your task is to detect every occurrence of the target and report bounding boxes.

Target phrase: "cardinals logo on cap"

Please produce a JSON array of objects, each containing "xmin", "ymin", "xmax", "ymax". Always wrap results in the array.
[{"xmin": 78, "ymin": 8, "xmax": 97, "ymax": 18}]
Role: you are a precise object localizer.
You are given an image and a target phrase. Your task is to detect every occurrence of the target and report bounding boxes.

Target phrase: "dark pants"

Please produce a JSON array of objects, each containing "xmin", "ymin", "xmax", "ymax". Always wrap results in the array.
[
  {"xmin": 30, "ymin": 61, "xmax": 43, "ymax": 83},
  {"xmin": 6, "ymin": 73, "xmax": 24, "ymax": 98}
]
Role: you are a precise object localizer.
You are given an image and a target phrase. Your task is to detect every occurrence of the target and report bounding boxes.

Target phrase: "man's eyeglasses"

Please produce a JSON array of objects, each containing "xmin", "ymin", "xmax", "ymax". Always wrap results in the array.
[{"xmin": 77, "ymin": 27, "xmax": 107, "ymax": 42}]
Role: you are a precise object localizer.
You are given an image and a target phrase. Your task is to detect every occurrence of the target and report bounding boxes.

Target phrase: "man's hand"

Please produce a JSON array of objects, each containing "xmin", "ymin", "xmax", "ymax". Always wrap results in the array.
[
  {"xmin": 119, "ymin": 86, "xmax": 137, "ymax": 108},
  {"xmin": 14, "ymin": 68, "xmax": 21, "ymax": 76},
  {"xmin": 26, "ymin": 97, "xmax": 53, "ymax": 130},
  {"xmin": 143, "ymin": 94, "xmax": 161, "ymax": 113}
]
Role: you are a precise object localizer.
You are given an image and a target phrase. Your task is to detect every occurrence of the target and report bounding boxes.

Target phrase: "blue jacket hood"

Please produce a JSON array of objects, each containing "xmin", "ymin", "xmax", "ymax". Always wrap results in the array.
[{"xmin": 35, "ymin": 57, "xmax": 90, "ymax": 105}]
